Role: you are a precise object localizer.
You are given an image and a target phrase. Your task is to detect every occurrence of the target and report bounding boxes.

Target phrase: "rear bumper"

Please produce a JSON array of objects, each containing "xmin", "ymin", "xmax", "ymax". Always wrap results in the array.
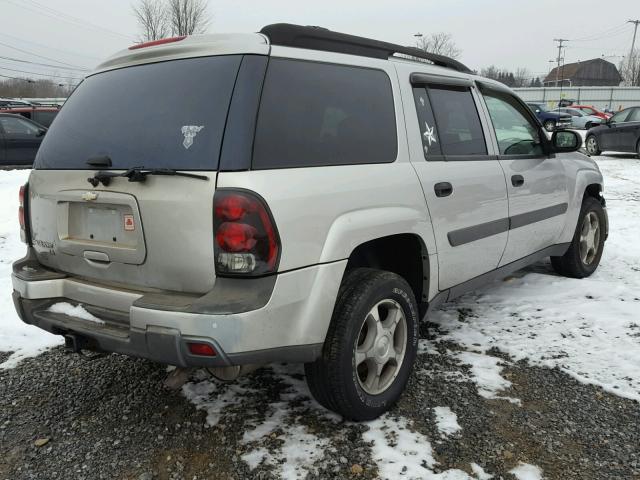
[{"xmin": 11, "ymin": 252, "xmax": 346, "ymax": 367}]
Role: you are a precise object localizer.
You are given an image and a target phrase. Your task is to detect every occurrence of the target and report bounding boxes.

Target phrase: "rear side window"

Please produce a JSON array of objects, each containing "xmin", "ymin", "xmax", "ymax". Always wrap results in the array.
[
  {"xmin": 427, "ymin": 87, "xmax": 487, "ymax": 156},
  {"xmin": 35, "ymin": 55, "xmax": 243, "ymax": 170},
  {"xmin": 252, "ymin": 59, "xmax": 397, "ymax": 169}
]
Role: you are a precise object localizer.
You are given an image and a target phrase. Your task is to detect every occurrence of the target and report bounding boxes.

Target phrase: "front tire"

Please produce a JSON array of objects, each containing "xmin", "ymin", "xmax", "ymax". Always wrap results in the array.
[
  {"xmin": 585, "ymin": 135, "xmax": 601, "ymax": 156},
  {"xmin": 551, "ymin": 197, "xmax": 606, "ymax": 278},
  {"xmin": 305, "ymin": 268, "xmax": 419, "ymax": 421},
  {"xmin": 543, "ymin": 120, "xmax": 556, "ymax": 132}
]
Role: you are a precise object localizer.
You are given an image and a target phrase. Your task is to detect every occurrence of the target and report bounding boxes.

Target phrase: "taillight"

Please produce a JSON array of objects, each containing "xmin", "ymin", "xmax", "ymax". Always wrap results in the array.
[
  {"xmin": 18, "ymin": 184, "xmax": 28, "ymax": 243},
  {"xmin": 213, "ymin": 190, "xmax": 280, "ymax": 276}
]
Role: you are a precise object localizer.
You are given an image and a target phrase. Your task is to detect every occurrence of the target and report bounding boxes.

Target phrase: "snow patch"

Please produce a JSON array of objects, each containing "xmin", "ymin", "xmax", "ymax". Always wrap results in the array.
[
  {"xmin": 509, "ymin": 462, "xmax": 543, "ymax": 480},
  {"xmin": 364, "ymin": 415, "xmax": 473, "ymax": 479},
  {"xmin": 47, "ymin": 302, "xmax": 104, "ymax": 324},
  {"xmin": 433, "ymin": 406, "xmax": 461, "ymax": 437},
  {"xmin": 454, "ymin": 351, "xmax": 521, "ymax": 405},
  {"xmin": 470, "ymin": 462, "xmax": 493, "ymax": 480}
]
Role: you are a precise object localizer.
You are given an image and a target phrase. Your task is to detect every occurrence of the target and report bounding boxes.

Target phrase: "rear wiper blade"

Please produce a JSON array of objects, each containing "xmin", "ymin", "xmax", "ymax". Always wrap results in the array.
[{"xmin": 88, "ymin": 167, "xmax": 209, "ymax": 187}]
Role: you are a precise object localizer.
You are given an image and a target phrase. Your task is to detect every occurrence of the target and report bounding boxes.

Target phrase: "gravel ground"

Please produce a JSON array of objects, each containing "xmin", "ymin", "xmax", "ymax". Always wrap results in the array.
[{"xmin": 1, "ymin": 323, "xmax": 639, "ymax": 480}]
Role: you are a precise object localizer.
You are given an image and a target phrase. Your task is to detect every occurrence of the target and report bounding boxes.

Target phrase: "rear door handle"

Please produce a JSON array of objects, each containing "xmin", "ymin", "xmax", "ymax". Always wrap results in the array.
[
  {"xmin": 434, "ymin": 182, "xmax": 453, "ymax": 197},
  {"xmin": 511, "ymin": 175, "xmax": 524, "ymax": 187}
]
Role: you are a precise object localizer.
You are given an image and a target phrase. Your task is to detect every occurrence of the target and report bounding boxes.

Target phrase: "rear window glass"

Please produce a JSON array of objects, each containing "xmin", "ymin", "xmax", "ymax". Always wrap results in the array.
[
  {"xmin": 252, "ymin": 59, "xmax": 397, "ymax": 169},
  {"xmin": 35, "ymin": 55, "xmax": 242, "ymax": 170}
]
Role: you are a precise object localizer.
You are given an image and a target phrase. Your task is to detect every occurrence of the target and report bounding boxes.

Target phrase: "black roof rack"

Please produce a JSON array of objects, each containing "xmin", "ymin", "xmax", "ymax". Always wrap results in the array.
[{"xmin": 260, "ymin": 23, "xmax": 472, "ymax": 73}]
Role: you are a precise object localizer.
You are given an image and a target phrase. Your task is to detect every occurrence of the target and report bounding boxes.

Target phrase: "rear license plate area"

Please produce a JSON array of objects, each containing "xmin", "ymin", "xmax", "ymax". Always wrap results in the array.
[{"xmin": 67, "ymin": 203, "xmax": 136, "ymax": 247}]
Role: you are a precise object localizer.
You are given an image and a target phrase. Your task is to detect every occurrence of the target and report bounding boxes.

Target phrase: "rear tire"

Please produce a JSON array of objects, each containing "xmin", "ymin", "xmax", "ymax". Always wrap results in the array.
[
  {"xmin": 585, "ymin": 135, "xmax": 601, "ymax": 156},
  {"xmin": 543, "ymin": 120, "xmax": 556, "ymax": 132},
  {"xmin": 305, "ymin": 268, "xmax": 419, "ymax": 421},
  {"xmin": 551, "ymin": 197, "xmax": 606, "ymax": 278}
]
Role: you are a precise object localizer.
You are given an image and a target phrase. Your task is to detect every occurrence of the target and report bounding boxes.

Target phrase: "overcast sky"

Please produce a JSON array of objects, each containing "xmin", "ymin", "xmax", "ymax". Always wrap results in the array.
[{"xmin": 1, "ymin": 0, "xmax": 638, "ymax": 85}]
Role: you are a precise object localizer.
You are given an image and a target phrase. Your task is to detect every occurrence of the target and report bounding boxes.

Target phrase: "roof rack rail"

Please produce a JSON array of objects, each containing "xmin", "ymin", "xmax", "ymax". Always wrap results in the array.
[{"xmin": 260, "ymin": 23, "xmax": 472, "ymax": 73}]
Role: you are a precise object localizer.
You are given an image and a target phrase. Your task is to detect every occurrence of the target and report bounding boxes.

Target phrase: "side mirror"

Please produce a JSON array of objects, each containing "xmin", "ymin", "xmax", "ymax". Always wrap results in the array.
[{"xmin": 551, "ymin": 130, "xmax": 581, "ymax": 153}]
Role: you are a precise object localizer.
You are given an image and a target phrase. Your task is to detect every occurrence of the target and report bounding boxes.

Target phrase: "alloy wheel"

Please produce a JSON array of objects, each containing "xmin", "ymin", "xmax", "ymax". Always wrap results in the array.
[
  {"xmin": 354, "ymin": 299, "xmax": 407, "ymax": 395},
  {"xmin": 586, "ymin": 136, "xmax": 599, "ymax": 155},
  {"xmin": 579, "ymin": 211, "xmax": 601, "ymax": 265}
]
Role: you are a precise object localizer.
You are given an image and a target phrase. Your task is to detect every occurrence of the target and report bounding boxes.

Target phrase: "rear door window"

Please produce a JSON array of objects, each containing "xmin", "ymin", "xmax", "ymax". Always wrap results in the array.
[
  {"xmin": 426, "ymin": 86, "xmax": 487, "ymax": 156},
  {"xmin": 35, "ymin": 55, "xmax": 243, "ymax": 170},
  {"xmin": 252, "ymin": 59, "xmax": 397, "ymax": 169}
]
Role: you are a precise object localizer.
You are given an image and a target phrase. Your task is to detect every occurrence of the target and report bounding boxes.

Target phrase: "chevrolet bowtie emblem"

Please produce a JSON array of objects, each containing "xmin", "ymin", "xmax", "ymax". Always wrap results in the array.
[{"xmin": 82, "ymin": 192, "xmax": 98, "ymax": 201}]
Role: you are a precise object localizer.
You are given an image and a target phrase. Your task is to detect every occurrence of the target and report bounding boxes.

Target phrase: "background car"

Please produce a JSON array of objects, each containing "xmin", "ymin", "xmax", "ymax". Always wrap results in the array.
[
  {"xmin": 0, "ymin": 113, "xmax": 47, "ymax": 166},
  {"xmin": 558, "ymin": 98, "xmax": 576, "ymax": 107},
  {"xmin": 552, "ymin": 107, "xmax": 604, "ymax": 130},
  {"xmin": 571, "ymin": 105, "xmax": 612, "ymax": 120},
  {"xmin": 0, "ymin": 98, "xmax": 33, "ymax": 108},
  {"xmin": 526, "ymin": 102, "xmax": 573, "ymax": 131},
  {"xmin": 585, "ymin": 106, "xmax": 640, "ymax": 157},
  {"xmin": 0, "ymin": 106, "xmax": 59, "ymax": 127}
]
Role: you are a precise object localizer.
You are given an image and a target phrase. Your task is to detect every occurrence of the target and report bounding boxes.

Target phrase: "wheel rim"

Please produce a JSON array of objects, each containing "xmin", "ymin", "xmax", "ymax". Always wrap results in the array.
[
  {"xmin": 544, "ymin": 121, "xmax": 554, "ymax": 132},
  {"xmin": 586, "ymin": 136, "xmax": 598, "ymax": 154},
  {"xmin": 354, "ymin": 299, "xmax": 407, "ymax": 395},
  {"xmin": 579, "ymin": 211, "xmax": 601, "ymax": 265}
]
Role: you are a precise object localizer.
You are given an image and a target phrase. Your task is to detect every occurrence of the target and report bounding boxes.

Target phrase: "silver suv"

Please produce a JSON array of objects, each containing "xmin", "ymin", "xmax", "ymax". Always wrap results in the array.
[{"xmin": 11, "ymin": 24, "xmax": 608, "ymax": 420}]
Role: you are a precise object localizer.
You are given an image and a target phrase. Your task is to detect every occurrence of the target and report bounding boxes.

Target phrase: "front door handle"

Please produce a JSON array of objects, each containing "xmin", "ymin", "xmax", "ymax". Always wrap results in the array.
[
  {"xmin": 434, "ymin": 182, "xmax": 453, "ymax": 197},
  {"xmin": 511, "ymin": 175, "xmax": 524, "ymax": 187}
]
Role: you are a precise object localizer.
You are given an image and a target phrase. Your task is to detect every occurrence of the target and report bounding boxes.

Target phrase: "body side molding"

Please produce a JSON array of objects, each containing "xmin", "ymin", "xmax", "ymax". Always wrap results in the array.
[{"xmin": 448, "ymin": 203, "xmax": 569, "ymax": 247}]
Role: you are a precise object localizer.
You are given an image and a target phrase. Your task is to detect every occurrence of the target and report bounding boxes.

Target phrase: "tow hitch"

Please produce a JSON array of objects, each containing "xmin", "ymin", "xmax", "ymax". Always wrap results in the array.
[{"xmin": 64, "ymin": 334, "xmax": 106, "ymax": 361}]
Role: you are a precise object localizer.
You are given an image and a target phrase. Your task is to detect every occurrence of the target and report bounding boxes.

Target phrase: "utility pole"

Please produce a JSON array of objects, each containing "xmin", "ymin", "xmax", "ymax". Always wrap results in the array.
[
  {"xmin": 553, "ymin": 38, "xmax": 569, "ymax": 87},
  {"xmin": 628, "ymin": 20, "xmax": 640, "ymax": 86}
]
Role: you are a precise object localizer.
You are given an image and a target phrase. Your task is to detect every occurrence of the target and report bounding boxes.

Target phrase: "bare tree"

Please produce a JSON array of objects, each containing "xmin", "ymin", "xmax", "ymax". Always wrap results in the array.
[
  {"xmin": 132, "ymin": 0, "xmax": 169, "ymax": 41},
  {"xmin": 166, "ymin": 0, "xmax": 210, "ymax": 36},
  {"xmin": 513, "ymin": 67, "xmax": 531, "ymax": 88},
  {"xmin": 415, "ymin": 32, "xmax": 461, "ymax": 59},
  {"xmin": 619, "ymin": 50, "xmax": 640, "ymax": 86}
]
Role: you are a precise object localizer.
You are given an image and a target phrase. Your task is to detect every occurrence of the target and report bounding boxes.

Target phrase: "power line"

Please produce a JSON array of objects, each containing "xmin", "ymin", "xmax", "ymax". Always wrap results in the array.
[
  {"xmin": 0, "ymin": 40, "xmax": 90, "ymax": 70},
  {"xmin": 0, "ymin": 55, "xmax": 89, "ymax": 72},
  {"xmin": 0, "ymin": 65, "xmax": 83, "ymax": 81},
  {"xmin": 570, "ymin": 23, "xmax": 631, "ymax": 42},
  {"xmin": 2, "ymin": 0, "xmax": 133, "ymax": 41},
  {"xmin": 0, "ymin": 32, "xmax": 101, "ymax": 62}
]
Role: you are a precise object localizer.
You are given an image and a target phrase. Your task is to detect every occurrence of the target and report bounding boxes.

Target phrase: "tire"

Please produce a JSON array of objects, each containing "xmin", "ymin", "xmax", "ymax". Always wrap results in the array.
[
  {"xmin": 543, "ymin": 120, "xmax": 556, "ymax": 132},
  {"xmin": 636, "ymin": 139, "xmax": 640, "ymax": 159},
  {"xmin": 585, "ymin": 135, "xmax": 601, "ymax": 156},
  {"xmin": 305, "ymin": 268, "xmax": 419, "ymax": 421},
  {"xmin": 551, "ymin": 197, "xmax": 606, "ymax": 278}
]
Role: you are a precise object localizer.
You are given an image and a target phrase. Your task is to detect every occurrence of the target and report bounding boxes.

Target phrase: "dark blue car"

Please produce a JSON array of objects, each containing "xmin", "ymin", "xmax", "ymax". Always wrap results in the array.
[
  {"xmin": 527, "ymin": 102, "xmax": 573, "ymax": 132},
  {"xmin": 0, "ymin": 113, "xmax": 47, "ymax": 166}
]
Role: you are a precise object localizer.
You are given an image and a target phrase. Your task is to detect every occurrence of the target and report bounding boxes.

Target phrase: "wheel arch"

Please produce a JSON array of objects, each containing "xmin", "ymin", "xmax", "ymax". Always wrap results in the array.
[
  {"xmin": 343, "ymin": 233, "xmax": 430, "ymax": 314},
  {"xmin": 558, "ymin": 168, "xmax": 605, "ymax": 244}
]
